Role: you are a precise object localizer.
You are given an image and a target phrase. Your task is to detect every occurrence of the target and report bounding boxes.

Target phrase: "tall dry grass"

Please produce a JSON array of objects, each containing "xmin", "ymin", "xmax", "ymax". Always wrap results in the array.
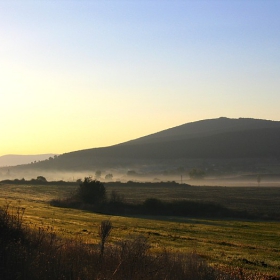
[{"xmin": 0, "ymin": 204, "xmax": 277, "ymax": 280}]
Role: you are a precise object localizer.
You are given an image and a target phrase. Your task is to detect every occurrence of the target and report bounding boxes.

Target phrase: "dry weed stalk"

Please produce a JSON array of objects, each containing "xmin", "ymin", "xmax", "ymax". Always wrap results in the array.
[{"xmin": 98, "ymin": 220, "xmax": 112, "ymax": 256}]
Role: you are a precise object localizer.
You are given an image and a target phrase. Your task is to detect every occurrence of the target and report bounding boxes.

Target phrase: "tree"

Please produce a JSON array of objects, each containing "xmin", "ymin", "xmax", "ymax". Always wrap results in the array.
[
  {"xmin": 189, "ymin": 168, "xmax": 205, "ymax": 179},
  {"xmin": 143, "ymin": 198, "xmax": 164, "ymax": 215},
  {"xmin": 36, "ymin": 176, "xmax": 47, "ymax": 182},
  {"xmin": 110, "ymin": 190, "xmax": 124, "ymax": 204},
  {"xmin": 127, "ymin": 170, "xmax": 137, "ymax": 177},
  {"xmin": 105, "ymin": 173, "xmax": 113, "ymax": 181},
  {"xmin": 76, "ymin": 178, "xmax": 82, "ymax": 184},
  {"xmin": 77, "ymin": 177, "xmax": 106, "ymax": 205},
  {"xmin": 95, "ymin": 170, "xmax": 102, "ymax": 179}
]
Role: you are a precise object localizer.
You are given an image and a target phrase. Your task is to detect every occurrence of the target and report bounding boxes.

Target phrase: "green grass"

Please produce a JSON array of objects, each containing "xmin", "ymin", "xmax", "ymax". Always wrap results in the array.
[
  {"xmin": 105, "ymin": 183, "xmax": 280, "ymax": 217},
  {"xmin": 0, "ymin": 183, "xmax": 280, "ymax": 277}
]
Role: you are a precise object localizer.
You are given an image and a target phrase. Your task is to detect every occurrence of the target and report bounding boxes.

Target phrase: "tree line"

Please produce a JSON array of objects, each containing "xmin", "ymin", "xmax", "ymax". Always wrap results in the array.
[{"xmin": 51, "ymin": 177, "xmax": 248, "ymax": 219}]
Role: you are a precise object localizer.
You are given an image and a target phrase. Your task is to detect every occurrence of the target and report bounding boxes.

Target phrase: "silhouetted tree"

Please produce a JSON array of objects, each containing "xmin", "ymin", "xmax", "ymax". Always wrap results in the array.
[
  {"xmin": 77, "ymin": 177, "xmax": 106, "ymax": 205},
  {"xmin": 76, "ymin": 178, "xmax": 82, "ymax": 184},
  {"xmin": 127, "ymin": 170, "xmax": 137, "ymax": 177},
  {"xmin": 189, "ymin": 168, "xmax": 205, "ymax": 179},
  {"xmin": 110, "ymin": 190, "xmax": 124, "ymax": 204},
  {"xmin": 105, "ymin": 173, "xmax": 113, "ymax": 180},
  {"xmin": 143, "ymin": 198, "xmax": 164, "ymax": 214},
  {"xmin": 36, "ymin": 176, "xmax": 47, "ymax": 182},
  {"xmin": 95, "ymin": 170, "xmax": 102, "ymax": 179}
]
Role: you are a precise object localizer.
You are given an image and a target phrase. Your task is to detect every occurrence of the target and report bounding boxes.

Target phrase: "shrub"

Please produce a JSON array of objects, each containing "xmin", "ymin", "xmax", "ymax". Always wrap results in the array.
[
  {"xmin": 99, "ymin": 220, "xmax": 112, "ymax": 256},
  {"xmin": 143, "ymin": 198, "xmax": 165, "ymax": 215},
  {"xmin": 189, "ymin": 168, "xmax": 205, "ymax": 179},
  {"xmin": 77, "ymin": 177, "xmax": 106, "ymax": 205}
]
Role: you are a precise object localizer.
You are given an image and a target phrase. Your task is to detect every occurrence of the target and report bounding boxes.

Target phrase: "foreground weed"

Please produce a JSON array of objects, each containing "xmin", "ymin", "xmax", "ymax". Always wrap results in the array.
[{"xmin": 1, "ymin": 197, "xmax": 280, "ymax": 280}]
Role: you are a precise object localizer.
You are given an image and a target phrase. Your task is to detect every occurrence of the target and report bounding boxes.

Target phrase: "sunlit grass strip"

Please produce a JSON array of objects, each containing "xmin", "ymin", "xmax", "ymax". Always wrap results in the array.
[{"xmin": 0, "ymin": 183, "xmax": 280, "ymax": 277}]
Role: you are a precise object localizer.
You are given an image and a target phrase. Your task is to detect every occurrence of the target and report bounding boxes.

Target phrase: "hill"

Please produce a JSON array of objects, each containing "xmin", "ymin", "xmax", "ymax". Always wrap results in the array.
[
  {"xmin": 123, "ymin": 117, "xmax": 280, "ymax": 145},
  {"xmin": 5, "ymin": 117, "xmax": 280, "ymax": 176},
  {"xmin": 0, "ymin": 154, "xmax": 58, "ymax": 167}
]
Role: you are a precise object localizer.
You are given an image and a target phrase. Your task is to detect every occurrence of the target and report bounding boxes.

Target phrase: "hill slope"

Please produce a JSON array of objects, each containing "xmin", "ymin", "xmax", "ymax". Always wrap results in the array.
[
  {"xmin": 0, "ymin": 154, "xmax": 58, "ymax": 167},
  {"xmin": 11, "ymin": 117, "xmax": 280, "ymax": 172},
  {"xmin": 122, "ymin": 117, "xmax": 280, "ymax": 145}
]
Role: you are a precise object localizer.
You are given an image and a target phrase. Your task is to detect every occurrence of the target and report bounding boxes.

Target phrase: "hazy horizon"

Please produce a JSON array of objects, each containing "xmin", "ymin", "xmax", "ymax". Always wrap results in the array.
[{"xmin": 1, "ymin": 1, "xmax": 280, "ymax": 155}]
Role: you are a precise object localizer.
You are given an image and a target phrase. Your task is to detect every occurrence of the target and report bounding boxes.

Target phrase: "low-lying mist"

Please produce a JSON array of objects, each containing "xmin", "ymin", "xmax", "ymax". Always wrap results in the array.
[{"xmin": 1, "ymin": 167, "xmax": 280, "ymax": 187}]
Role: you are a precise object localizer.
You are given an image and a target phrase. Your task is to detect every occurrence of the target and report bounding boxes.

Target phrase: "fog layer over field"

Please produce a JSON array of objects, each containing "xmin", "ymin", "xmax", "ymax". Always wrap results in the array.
[{"xmin": 1, "ymin": 167, "xmax": 280, "ymax": 187}]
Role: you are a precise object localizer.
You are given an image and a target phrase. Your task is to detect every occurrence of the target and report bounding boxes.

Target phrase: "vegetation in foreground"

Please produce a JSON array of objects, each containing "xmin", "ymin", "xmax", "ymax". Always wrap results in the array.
[
  {"xmin": 0, "ymin": 204, "xmax": 276, "ymax": 280},
  {"xmin": 1, "ymin": 181, "xmax": 280, "ymax": 278},
  {"xmin": 50, "ymin": 177, "xmax": 250, "ymax": 219}
]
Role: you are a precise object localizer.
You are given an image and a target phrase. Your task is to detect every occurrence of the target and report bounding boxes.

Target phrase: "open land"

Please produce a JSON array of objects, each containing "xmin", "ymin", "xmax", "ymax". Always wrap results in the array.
[{"xmin": 0, "ymin": 182, "xmax": 279, "ymax": 277}]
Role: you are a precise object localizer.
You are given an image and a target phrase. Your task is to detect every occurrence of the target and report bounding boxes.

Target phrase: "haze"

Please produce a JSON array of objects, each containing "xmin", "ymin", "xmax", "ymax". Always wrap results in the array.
[{"xmin": 1, "ymin": 1, "xmax": 280, "ymax": 155}]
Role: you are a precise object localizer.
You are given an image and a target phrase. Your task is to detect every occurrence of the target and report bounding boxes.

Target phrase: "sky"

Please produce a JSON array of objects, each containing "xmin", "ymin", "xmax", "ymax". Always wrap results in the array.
[{"xmin": 0, "ymin": 0, "xmax": 280, "ymax": 155}]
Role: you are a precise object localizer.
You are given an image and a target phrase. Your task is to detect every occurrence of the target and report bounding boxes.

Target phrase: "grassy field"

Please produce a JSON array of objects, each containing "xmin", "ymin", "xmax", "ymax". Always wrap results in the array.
[
  {"xmin": 105, "ymin": 182, "xmax": 280, "ymax": 218},
  {"xmin": 0, "ymin": 182, "xmax": 279, "ymax": 277}
]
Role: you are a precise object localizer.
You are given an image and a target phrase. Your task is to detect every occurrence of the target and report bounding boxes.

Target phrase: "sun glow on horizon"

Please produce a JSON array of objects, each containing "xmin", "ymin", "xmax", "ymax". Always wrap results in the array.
[{"xmin": 1, "ymin": 1, "xmax": 280, "ymax": 156}]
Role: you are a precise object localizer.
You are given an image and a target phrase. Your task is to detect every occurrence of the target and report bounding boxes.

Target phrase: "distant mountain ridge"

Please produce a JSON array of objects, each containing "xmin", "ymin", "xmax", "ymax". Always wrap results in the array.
[
  {"xmin": 7, "ymin": 117, "xmax": 280, "ymax": 171},
  {"xmin": 0, "ymin": 154, "xmax": 58, "ymax": 167},
  {"xmin": 122, "ymin": 117, "xmax": 280, "ymax": 145}
]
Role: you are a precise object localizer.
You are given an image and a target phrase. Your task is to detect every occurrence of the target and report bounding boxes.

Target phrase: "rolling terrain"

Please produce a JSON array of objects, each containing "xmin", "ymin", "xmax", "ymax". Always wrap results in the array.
[
  {"xmin": 3, "ymin": 117, "xmax": 280, "ymax": 178},
  {"xmin": 0, "ymin": 154, "xmax": 58, "ymax": 167},
  {"xmin": 0, "ymin": 182, "xmax": 280, "ymax": 278}
]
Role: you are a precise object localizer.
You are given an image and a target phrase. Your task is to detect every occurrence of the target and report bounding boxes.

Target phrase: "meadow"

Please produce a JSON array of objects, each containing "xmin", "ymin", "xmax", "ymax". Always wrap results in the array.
[
  {"xmin": 105, "ymin": 182, "xmax": 280, "ymax": 219},
  {"xmin": 0, "ymin": 182, "xmax": 279, "ymax": 278}
]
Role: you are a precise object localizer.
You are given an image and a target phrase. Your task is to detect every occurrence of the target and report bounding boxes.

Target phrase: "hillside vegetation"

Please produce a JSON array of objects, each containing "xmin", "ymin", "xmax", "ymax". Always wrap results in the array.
[
  {"xmin": 4, "ymin": 117, "xmax": 280, "ymax": 174},
  {"xmin": 0, "ymin": 154, "xmax": 57, "ymax": 167}
]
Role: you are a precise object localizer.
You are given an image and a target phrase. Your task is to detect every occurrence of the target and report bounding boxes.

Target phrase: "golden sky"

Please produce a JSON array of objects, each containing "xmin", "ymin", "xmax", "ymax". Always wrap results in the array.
[{"xmin": 1, "ymin": 1, "xmax": 280, "ymax": 155}]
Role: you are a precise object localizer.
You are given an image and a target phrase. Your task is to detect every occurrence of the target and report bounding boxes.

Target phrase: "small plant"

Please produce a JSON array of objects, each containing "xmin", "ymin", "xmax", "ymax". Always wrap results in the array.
[{"xmin": 98, "ymin": 220, "xmax": 112, "ymax": 256}]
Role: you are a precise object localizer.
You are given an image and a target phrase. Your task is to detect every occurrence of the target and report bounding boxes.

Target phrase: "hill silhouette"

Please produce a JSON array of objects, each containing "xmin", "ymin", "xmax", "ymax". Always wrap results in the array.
[
  {"xmin": 7, "ymin": 117, "xmax": 280, "ymax": 172},
  {"xmin": 0, "ymin": 154, "xmax": 58, "ymax": 167},
  {"xmin": 123, "ymin": 117, "xmax": 280, "ymax": 145}
]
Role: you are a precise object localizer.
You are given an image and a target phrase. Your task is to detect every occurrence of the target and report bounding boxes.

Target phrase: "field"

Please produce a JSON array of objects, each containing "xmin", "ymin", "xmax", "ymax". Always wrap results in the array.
[
  {"xmin": 105, "ymin": 182, "xmax": 280, "ymax": 218},
  {"xmin": 0, "ymin": 182, "xmax": 280, "ymax": 277}
]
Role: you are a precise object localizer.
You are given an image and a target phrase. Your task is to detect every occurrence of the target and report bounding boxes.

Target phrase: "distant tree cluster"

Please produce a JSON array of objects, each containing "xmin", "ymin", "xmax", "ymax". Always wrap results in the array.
[
  {"xmin": 127, "ymin": 170, "xmax": 138, "ymax": 177},
  {"xmin": 95, "ymin": 170, "xmax": 102, "ymax": 179},
  {"xmin": 189, "ymin": 168, "xmax": 205, "ymax": 179},
  {"xmin": 36, "ymin": 176, "xmax": 47, "ymax": 182},
  {"xmin": 51, "ymin": 177, "xmax": 248, "ymax": 219},
  {"xmin": 105, "ymin": 173, "xmax": 113, "ymax": 180},
  {"xmin": 93, "ymin": 170, "xmax": 113, "ymax": 181}
]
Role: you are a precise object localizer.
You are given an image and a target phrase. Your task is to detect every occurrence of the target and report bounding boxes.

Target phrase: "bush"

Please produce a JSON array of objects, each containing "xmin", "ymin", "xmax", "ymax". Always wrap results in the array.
[
  {"xmin": 143, "ymin": 198, "xmax": 165, "ymax": 215},
  {"xmin": 77, "ymin": 177, "xmax": 106, "ymax": 205},
  {"xmin": 189, "ymin": 168, "xmax": 205, "ymax": 179}
]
